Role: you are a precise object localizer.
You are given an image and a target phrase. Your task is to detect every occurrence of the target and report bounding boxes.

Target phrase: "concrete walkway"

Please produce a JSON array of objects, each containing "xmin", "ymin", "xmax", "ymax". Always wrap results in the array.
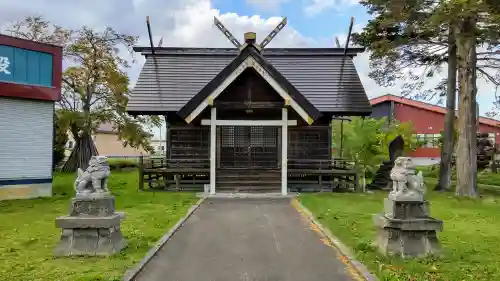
[{"xmin": 134, "ymin": 198, "xmax": 362, "ymax": 281}]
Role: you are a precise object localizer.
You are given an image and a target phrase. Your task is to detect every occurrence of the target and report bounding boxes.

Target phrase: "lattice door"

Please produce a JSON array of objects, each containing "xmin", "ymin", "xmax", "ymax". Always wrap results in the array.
[
  {"xmin": 218, "ymin": 126, "xmax": 279, "ymax": 168},
  {"xmin": 249, "ymin": 126, "xmax": 279, "ymax": 168}
]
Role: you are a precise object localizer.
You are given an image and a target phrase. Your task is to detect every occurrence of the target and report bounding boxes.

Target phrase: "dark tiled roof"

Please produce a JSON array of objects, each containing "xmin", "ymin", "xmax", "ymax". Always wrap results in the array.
[{"xmin": 128, "ymin": 47, "xmax": 371, "ymax": 115}]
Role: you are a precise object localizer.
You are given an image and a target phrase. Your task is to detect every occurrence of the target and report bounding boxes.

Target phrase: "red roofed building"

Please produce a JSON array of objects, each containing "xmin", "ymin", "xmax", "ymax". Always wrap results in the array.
[{"xmin": 370, "ymin": 94, "xmax": 500, "ymax": 165}]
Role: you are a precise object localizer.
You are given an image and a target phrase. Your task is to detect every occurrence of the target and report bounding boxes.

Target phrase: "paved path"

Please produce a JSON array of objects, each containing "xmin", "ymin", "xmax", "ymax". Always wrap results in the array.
[{"xmin": 134, "ymin": 198, "xmax": 361, "ymax": 281}]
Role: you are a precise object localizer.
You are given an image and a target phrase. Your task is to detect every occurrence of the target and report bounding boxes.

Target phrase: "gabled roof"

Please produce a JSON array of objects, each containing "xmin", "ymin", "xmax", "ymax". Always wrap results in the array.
[
  {"xmin": 370, "ymin": 94, "xmax": 500, "ymax": 127},
  {"xmin": 128, "ymin": 47, "xmax": 371, "ymax": 116},
  {"xmin": 177, "ymin": 44, "xmax": 322, "ymax": 124}
]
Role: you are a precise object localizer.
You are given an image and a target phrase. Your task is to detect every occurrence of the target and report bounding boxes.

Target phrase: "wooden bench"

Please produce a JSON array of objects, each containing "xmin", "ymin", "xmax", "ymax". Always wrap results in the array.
[
  {"xmin": 139, "ymin": 157, "xmax": 209, "ymax": 191},
  {"xmin": 287, "ymin": 159, "xmax": 360, "ymax": 192}
]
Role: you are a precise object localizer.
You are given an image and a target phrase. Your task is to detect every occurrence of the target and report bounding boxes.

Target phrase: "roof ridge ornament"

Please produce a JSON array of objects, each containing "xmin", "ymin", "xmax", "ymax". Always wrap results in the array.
[
  {"xmin": 337, "ymin": 16, "xmax": 355, "ymax": 98},
  {"xmin": 146, "ymin": 16, "xmax": 156, "ymax": 55},
  {"xmin": 213, "ymin": 16, "xmax": 288, "ymax": 51},
  {"xmin": 213, "ymin": 17, "xmax": 242, "ymax": 49},
  {"xmin": 259, "ymin": 17, "xmax": 287, "ymax": 49}
]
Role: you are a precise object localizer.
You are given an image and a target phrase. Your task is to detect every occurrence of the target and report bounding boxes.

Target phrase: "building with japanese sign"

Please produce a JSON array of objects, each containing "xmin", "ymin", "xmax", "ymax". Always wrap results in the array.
[{"xmin": 0, "ymin": 34, "xmax": 62, "ymax": 200}]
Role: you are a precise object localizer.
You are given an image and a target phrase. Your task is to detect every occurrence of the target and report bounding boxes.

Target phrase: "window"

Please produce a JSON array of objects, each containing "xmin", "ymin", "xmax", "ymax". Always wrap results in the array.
[
  {"xmin": 488, "ymin": 133, "xmax": 496, "ymax": 144},
  {"xmin": 415, "ymin": 134, "xmax": 440, "ymax": 148},
  {"xmin": 67, "ymin": 141, "xmax": 74, "ymax": 149}
]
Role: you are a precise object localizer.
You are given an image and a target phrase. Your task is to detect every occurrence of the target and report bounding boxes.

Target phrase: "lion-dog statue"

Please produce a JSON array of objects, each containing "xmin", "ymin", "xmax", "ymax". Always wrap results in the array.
[
  {"xmin": 74, "ymin": 156, "xmax": 110, "ymax": 195},
  {"xmin": 389, "ymin": 157, "xmax": 425, "ymax": 200}
]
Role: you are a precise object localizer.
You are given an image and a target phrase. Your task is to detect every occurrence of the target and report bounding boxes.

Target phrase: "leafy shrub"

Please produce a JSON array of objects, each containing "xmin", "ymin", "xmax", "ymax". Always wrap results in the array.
[
  {"xmin": 107, "ymin": 158, "xmax": 139, "ymax": 171},
  {"xmin": 332, "ymin": 117, "xmax": 419, "ymax": 176}
]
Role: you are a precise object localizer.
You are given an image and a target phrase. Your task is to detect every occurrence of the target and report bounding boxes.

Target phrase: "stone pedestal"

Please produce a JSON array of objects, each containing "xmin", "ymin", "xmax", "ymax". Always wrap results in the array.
[
  {"xmin": 373, "ymin": 197, "xmax": 443, "ymax": 258},
  {"xmin": 54, "ymin": 194, "xmax": 127, "ymax": 256}
]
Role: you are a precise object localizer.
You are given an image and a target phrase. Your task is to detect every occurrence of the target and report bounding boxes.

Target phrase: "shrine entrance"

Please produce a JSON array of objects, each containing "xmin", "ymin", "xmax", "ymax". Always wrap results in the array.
[{"xmin": 217, "ymin": 125, "xmax": 280, "ymax": 169}]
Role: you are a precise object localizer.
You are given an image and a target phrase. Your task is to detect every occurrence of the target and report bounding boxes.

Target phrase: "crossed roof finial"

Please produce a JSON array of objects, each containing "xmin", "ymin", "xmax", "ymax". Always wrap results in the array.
[{"xmin": 213, "ymin": 16, "xmax": 288, "ymax": 50}]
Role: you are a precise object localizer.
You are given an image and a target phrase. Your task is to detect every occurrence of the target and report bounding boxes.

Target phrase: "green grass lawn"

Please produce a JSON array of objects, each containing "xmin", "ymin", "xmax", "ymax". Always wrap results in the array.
[
  {"xmin": 419, "ymin": 165, "xmax": 500, "ymax": 187},
  {"xmin": 0, "ymin": 172, "xmax": 197, "ymax": 281},
  {"xmin": 300, "ymin": 188, "xmax": 500, "ymax": 281}
]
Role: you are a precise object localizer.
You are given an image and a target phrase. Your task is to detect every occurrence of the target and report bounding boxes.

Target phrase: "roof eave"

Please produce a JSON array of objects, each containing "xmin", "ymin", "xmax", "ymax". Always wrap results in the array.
[
  {"xmin": 133, "ymin": 46, "xmax": 366, "ymax": 57},
  {"xmin": 370, "ymin": 94, "xmax": 500, "ymax": 127},
  {"xmin": 127, "ymin": 109, "xmax": 172, "ymax": 116}
]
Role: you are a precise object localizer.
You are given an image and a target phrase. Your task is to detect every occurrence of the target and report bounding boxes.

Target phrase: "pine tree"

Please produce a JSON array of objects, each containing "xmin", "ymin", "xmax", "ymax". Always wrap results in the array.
[{"xmin": 353, "ymin": 0, "xmax": 500, "ymax": 197}]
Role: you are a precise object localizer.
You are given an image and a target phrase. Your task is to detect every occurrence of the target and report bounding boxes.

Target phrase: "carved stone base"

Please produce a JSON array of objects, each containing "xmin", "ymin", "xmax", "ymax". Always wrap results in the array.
[
  {"xmin": 54, "ymin": 195, "xmax": 126, "ymax": 256},
  {"xmin": 70, "ymin": 194, "xmax": 115, "ymax": 216},
  {"xmin": 384, "ymin": 198, "xmax": 429, "ymax": 219},
  {"xmin": 373, "ymin": 214, "xmax": 443, "ymax": 258}
]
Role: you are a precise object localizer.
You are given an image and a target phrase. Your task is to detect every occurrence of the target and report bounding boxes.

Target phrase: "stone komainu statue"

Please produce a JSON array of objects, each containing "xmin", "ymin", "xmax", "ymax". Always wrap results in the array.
[
  {"xmin": 74, "ymin": 156, "xmax": 110, "ymax": 195},
  {"xmin": 390, "ymin": 157, "xmax": 425, "ymax": 200}
]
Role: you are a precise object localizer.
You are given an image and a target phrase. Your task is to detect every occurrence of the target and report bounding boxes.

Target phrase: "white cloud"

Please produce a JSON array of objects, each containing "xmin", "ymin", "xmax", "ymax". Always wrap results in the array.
[{"xmin": 304, "ymin": 0, "xmax": 359, "ymax": 16}]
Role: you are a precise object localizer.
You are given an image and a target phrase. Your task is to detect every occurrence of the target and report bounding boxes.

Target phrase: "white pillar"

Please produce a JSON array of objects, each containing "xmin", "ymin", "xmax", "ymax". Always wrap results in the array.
[
  {"xmin": 281, "ymin": 107, "xmax": 288, "ymax": 195},
  {"xmin": 210, "ymin": 107, "xmax": 216, "ymax": 195}
]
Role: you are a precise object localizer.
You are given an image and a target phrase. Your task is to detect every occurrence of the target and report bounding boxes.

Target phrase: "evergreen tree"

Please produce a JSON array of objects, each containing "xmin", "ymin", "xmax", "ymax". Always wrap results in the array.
[{"xmin": 353, "ymin": 0, "xmax": 500, "ymax": 197}]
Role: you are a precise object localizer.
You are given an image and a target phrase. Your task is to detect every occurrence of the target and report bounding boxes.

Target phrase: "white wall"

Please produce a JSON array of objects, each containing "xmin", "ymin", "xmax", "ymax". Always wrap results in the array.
[
  {"xmin": 411, "ymin": 157, "xmax": 440, "ymax": 166},
  {"xmin": 0, "ymin": 97, "xmax": 53, "ymax": 180},
  {"xmin": 151, "ymin": 139, "xmax": 167, "ymax": 154}
]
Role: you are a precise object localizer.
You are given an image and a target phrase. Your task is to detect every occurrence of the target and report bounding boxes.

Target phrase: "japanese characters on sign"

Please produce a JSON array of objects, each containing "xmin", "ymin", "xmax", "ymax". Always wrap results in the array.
[
  {"xmin": 0, "ymin": 45, "xmax": 53, "ymax": 87},
  {"xmin": 0, "ymin": 38, "xmax": 61, "ymax": 101},
  {"xmin": 0, "ymin": 56, "xmax": 11, "ymax": 75}
]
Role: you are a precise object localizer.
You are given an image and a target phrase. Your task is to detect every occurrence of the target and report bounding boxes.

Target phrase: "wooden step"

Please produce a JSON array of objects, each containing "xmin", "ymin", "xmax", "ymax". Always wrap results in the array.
[
  {"xmin": 216, "ymin": 180, "xmax": 281, "ymax": 186},
  {"xmin": 216, "ymin": 175, "xmax": 280, "ymax": 181},
  {"xmin": 216, "ymin": 186, "xmax": 281, "ymax": 193},
  {"xmin": 217, "ymin": 170, "xmax": 280, "ymax": 183},
  {"xmin": 217, "ymin": 171, "xmax": 281, "ymax": 175}
]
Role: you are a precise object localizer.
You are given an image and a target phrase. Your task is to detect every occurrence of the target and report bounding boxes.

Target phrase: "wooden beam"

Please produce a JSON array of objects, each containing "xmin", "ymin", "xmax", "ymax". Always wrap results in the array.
[
  {"xmin": 201, "ymin": 119, "xmax": 297, "ymax": 126},
  {"xmin": 146, "ymin": 16, "xmax": 155, "ymax": 55},
  {"xmin": 210, "ymin": 107, "xmax": 216, "ymax": 195},
  {"xmin": 281, "ymin": 108, "xmax": 288, "ymax": 195},
  {"xmin": 332, "ymin": 116, "xmax": 352, "ymax": 121},
  {"xmin": 214, "ymin": 101, "xmax": 284, "ymax": 109},
  {"xmin": 343, "ymin": 17, "xmax": 354, "ymax": 56}
]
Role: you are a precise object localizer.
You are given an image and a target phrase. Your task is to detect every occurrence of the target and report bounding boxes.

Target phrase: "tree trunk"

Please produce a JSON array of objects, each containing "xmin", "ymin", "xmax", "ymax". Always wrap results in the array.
[
  {"xmin": 435, "ymin": 28, "xmax": 457, "ymax": 191},
  {"xmin": 61, "ymin": 133, "xmax": 98, "ymax": 172},
  {"xmin": 61, "ymin": 88, "xmax": 99, "ymax": 173},
  {"xmin": 454, "ymin": 18, "xmax": 479, "ymax": 198}
]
